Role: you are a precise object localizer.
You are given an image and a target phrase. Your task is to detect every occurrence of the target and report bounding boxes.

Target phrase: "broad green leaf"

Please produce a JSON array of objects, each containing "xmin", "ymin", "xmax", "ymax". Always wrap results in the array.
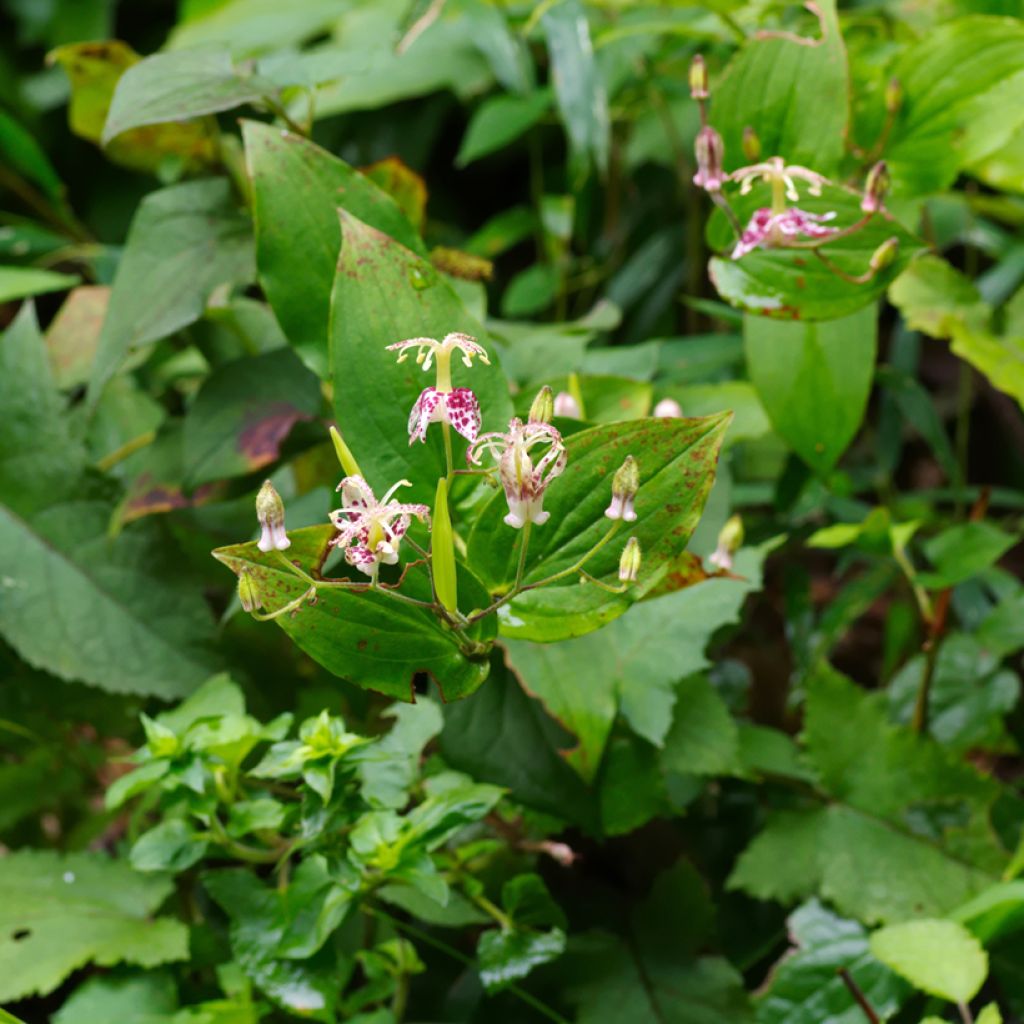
[
  {"xmin": 87, "ymin": 178, "xmax": 254, "ymax": 408},
  {"xmin": 505, "ymin": 546, "xmax": 764, "ymax": 780},
  {"xmin": 709, "ymin": 186, "xmax": 922, "ymax": 321},
  {"xmin": 182, "ymin": 348, "xmax": 322, "ymax": 486},
  {"xmin": 49, "ymin": 40, "xmax": 219, "ymax": 173},
  {"xmin": 169, "ymin": 0, "xmax": 344, "ymax": 55},
  {"xmin": 949, "ymin": 323, "xmax": 1024, "ymax": 413},
  {"xmin": 888, "ymin": 634, "xmax": 1019, "ymax": 754},
  {"xmin": 0, "ymin": 266, "xmax": 78, "ymax": 303},
  {"xmin": 439, "ymin": 654, "xmax": 600, "ymax": 831},
  {"xmin": 456, "ymin": 89, "xmax": 552, "ymax": 167},
  {"xmin": 131, "ymin": 820, "xmax": 209, "ymax": 873},
  {"xmin": 661, "ymin": 674, "xmax": 742, "ymax": 778},
  {"xmin": 756, "ymin": 900, "xmax": 909, "ymax": 1024},
  {"xmin": 477, "ymin": 927, "xmax": 566, "ymax": 993},
  {"xmin": 744, "ymin": 305, "xmax": 877, "ymax": 474},
  {"xmin": 870, "ymin": 919, "xmax": 987, "ymax": 1004},
  {"xmin": 657, "ymin": 382, "xmax": 771, "ymax": 445},
  {"xmin": 712, "ymin": 0, "xmax": 847, "ymax": 175},
  {"xmin": 502, "ymin": 263, "xmax": 560, "ymax": 318},
  {"xmin": 542, "ymin": 0, "xmax": 609, "ymax": 180},
  {"xmin": 888, "ymin": 255, "xmax": 989, "ymax": 339},
  {"xmin": 466, "ymin": 414, "xmax": 729, "ymax": 642},
  {"xmin": 953, "ymin": 881, "xmax": 1024, "ymax": 945},
  {"xmin": 52, "ymin": 972, "xmax": 178, "ymax": 1024},
  {"xmin": 598, "ymin": 736, "xmax": 669, "ymax": 837},
  {"xmin": 212, "ymin": 525, "xmax": 497, "ymax": 701},
  {"xmin": 0, "ymin": 850, "xmax": 188, "ymax": 1001},
  {"xmin": 242, "ymin": 120, "xmax": 424, "ymax": 378},
  {"xmin": 918, "ymin": 522, "xmax": 1017, "ymax": 589},
  {"xmin": 886, "ymin": 17, "xmax": 1024, "ymax": 197},
  {"xmin": 45, "ymin": 285, "xmax": 110, "ymax": 389},
  {"xmin": 329, "ymin": 211, "xmax": 513, "ymax": 505},
  {"xmin": 103, "ymin": 49, "xmax": 278, "ymax": 145}
]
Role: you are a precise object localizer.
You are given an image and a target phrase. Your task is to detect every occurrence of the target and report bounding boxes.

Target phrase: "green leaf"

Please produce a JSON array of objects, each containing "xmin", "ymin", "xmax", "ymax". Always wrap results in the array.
[
  {"xmin": 744, "ymin": 305, "xmax": 877, "ymax": 474},
  {"xmin": 502, "ymin": 263, "xmax": 560, "ymax": 318},
  {"xmin": 598, "ymin": 736, "xmax": 670, "ymax": 837},
  {"xmin": 328, "ymin": 211, "xmax": 513, "ymax": 505},
  {"xmin": 466, "ymin": 414, "xmax": 730, "ymax": 642},
  {"xmin": 439, "ymin": 654, "xmax": 600, "ymax": 831},
  {"xmin": 52, "ymin": 972, "xmax": 179, "ymax": 1024},
  {"xmin": 712, "ymin": 0, "xmax": 847, "ymax": 175},
  {"xmin": 756, "ymin": 900, "xmax": 909, "ymax": 1024},
  {"xmin": 542, "ymin": 0, "xmax": 609, "ymax": 180},
  {"xmin": 212, "ymin": 525, "xmax": 497, "ymax": 701},
  {"xmin": 130, "ymin": 820, "xmax": 209, "ymax": 873},
  {"xmin": 456, "ymin": 89, "xmax": 552, "ymax": 167},
  {"xmin": 888, "ymin": 635, "xmax": 1019, "ymax": 754},
  {"xmin": 0, "ymin": 266, "xmax": 78, "ymax": 303},
  {"xmin": 949, "ymin": 323, "xmax": 1024, "ymax": 413},
  {"xmin": 477, "ymin": 927, "xmax": 566, "ymax": 993},
  {"xmin": 709, "ymin": 187, "xmax": 922, "ymax": 321},
  {"xmin": 0, "ymin": 110, "xmax": 66, "ymax": 203},
  {"xmin": 869, "ymin": 919, "xmax": 987, "ymax": 1003},
  {"xmin": 0, "ymin": 850, "xmax": 188, "ymax": 1001},
  {"xmin": 919, "ymin": 522, "xmax": 1017, "ymax": 589},
  {"xmin": 182, "ymin": 348, "xmax": 322, "ymax": 486},
  {"xmin": 242, "ymin": 120, "xmax": 424, "ymax": 378},
  {"xmin": 888, "ymin": 255, "xmax": 989, "ymax": 340},
  {"xmin": 46, "ymin": 285, "xmax": 110, "ymax": 390},
  {"xmin": 661, "ymin": 674, "xmax": 742, "ymax": 778},
  {"xmin": 87, "ymin": 178, "xmax": 254, "ymax": 407},
  {"xmin": 886, "ymin": 17, "xmax": 1024, "ymax": 197},
  {"xmin": 103, "ymin": 49, "xmax": 278, "ymax": 145},
  {"xmin": 505, "ymin": 545, "xmax": 763, "ymax": 780}
]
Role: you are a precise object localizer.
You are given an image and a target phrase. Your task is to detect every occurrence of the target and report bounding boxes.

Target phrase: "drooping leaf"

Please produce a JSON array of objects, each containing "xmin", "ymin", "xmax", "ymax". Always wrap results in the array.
[
  {"xmin": 456, "ymin": 89, "xmax": 552, "ymax": 166},
  {"xmin": 182, "ymin": 348, "xmax": 322, "ymax": 486},
  {"xmin": 0, "ymin": 850, "xmax": 188, "ymax": 1002},
  {"xmin": 242, "ymin": 120, "xmax": 424, "ymax": 378},
  {"xmin": 0, "ymin": 109, "xmax": 66, "ymax": 203},
  {"xmin": 869, "ymin": 919, "xmax": 987, "ymax": 1004},
  {"xmin": 744, "ymin": 304, "xmax": 877, "ymax": 474},
  {"xmin": 328, "ymin": 211, "xmax": 513, "ymax": 505},
  {"xmin": 87, "ymin": 178, "xmax": 254, "ymax": 407},
  {"xmin": 466, "ymin": 414, "xmax": 730, "ymax": 643},
  {"xmin": 712, "ymin": 0, "xmax": 847, "ymax": 175},
  {"xmin": 0, "ymin": 266, "xmax": 79, "ymax": 304},
  {"xmin": 212, "ymin": 525, "xmax": 497, "ymax": 701},
  {"xmin": 103, "ymin": 49, "xmax": 278, "ymax": 145}
]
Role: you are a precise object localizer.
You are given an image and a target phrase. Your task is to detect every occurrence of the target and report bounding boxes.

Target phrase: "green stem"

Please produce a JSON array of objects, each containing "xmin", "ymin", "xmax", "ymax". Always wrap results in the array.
[
  {"xmin": 442, "ymin": 420, "xmax": 455, "ymax": 486},
  {"xmin": 515, "ymin": 521, "xmax": 532, "ymax": 590},
  {"xmin": 251, "ymin": 587, "xmax": 316, "ymax": 621}
]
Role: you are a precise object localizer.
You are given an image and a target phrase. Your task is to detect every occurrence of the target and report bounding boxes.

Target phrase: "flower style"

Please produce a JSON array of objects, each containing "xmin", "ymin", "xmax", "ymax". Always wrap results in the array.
[
  {"xmin": 386, "ymin": 333, "xmax": 490, "ymax": 445},
  {"xmin": 329, "ymin": 476, "xmax": 430, "ymax": 577},
  {"xmin": 731, "ymin": 207, "xmax": 837, "ymax": 259},
  {"xmin": 467, "ymin": 418, "xmax": 567, "ymax": 529},
  {"xmin": 730, "ymin": 156, "xmax": 827, "ymax": 202}
]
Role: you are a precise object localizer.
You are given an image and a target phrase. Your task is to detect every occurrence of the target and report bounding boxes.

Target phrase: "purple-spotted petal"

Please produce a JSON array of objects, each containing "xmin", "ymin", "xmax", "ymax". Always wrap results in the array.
[
  {"xmin": 444, "ymin": 388, "xmax": 481, "ymax": 442},
  {"xmin": 408, "ymin": 388, "xmax": 443, "ymax": 444}
]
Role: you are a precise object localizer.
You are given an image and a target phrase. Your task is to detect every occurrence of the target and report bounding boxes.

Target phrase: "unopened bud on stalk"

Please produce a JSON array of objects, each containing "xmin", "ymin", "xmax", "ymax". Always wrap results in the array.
[
  {"xmin": 861, "ymin": 160, "xmax": 890, "ymax": 214},
  {"xmin": 653, "ymin": 397, "xmax": 683, "ymax": 418},
  {"xmin": 869, "ymin": 237, "xmax": 899, "ymax": 273},
  {"xmin": 689, "ymin": 54, "xmax": 709, "ymax": 100},
  {"xmin": 884, "ymin": 77, "xmax": 902, "ymax": 115},
  {"xmin": 329, "ymin": 425, "xmax": 362, "ymax": 478},
  {"xmin": 742, "ymin": 125, "xmax": 761, "ymax": 162},
  {"xmin": 432, "ymin": 478, "xmax": 458, "ymax": 614},
  {"xmin": 693, "ymin": 126, "xmax": 726, "ymax": 192},
  {"xmin": 619, "ymin": 537, "xmax": 642, "ymax": 583},
  {"xmin": 605, "ymin": 455, "xmax": 639, "ymax": 522},
  {"xmin": 529, "ymin": 385, "xmax": 554, "ymax": 424},
  {"xmin": 256, "ymin": 480, "xmax": 290, "ymax": 552},
  {"xmin": 709, "ymin": 514, "xmax": 743, "ymax": 572},
  {"xmin": 553, "ymin": 390, "xmax": 581, "ymax": 419},
  {"xmin": 237, "ymin": 569, "xmax": 262, "ymax": 613}
]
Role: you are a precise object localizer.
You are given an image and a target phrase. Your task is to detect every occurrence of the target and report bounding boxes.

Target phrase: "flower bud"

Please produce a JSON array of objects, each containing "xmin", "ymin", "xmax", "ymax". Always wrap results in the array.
[
  {"xmin": 237, "ymin": 568, "xmax": 262, "ymax": 613},
  {"xmin": 329, "ymin": 425, "xmax": 362, "ymax": 478},
  {"xmin": 869, "ymin": 237, "xmax": 899, "ymax": 273},
  {"xmin": 693, "ymin": 126, "xmax": 725, "ymax": 192},
  {"xmin": 256, "ymin": 480, "xmax": 290, "ymax": 552},
  {"xmin": 431, "ymin": 478, "xmax": 458, "ymax": 614},
  {"xmin": 709, "ymin": 514, "xmax": 743, "ymax": 572},
  {"xmin": 742, "ymin": 125, "xmax": 761, "ymax": 162},
  {"xmin": 653, "ymin": 397, "xmax": 683, "ymax": 418},
  {"xmin": 861, "ymin": 160, "xmax": 889, "ymax": 214},
  {"xmin": 689, "ymin": 54, "xmax": 708, "ymax": 100},
  {"xmin": 605, "ymin": 455, "xmax": 639, "ymax": 522},
  {"xmin": 430, "ymin": 245, "xmax": 494, "ymax": 282},
  {"xmin": 619, "ymin": 536, "xmax": 641, "ymax": 583},
  {"xmin": 529, "ymin": 385, "xmax": 554, "ymax": 425},
  {"xmin": 884, "ymin": 77, "xmax": 902, "ymax": 115},
  {"xmin": 553, "ymin": 390, "xmax": 581, "ymax": 419}
]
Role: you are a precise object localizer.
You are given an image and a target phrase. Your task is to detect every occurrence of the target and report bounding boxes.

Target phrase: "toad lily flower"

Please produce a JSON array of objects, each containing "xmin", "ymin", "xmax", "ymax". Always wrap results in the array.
[
  {"xmin": 731, "ymin": 156, "xmax": 827, "ymax": 203},
  {"xmin": 731, "ymin": 207, "xmax": 837, "ymax": 259},
  {"xmin": 467, "ymin": 418, "xmax": 567, "ymax": 529},
  {"xmin": 386, "ymin": 332, "xmax": 490, "ymax": 444},
  {"xmin": 329, "ymin": 476, "xmax": 430, "ymax": 578}
]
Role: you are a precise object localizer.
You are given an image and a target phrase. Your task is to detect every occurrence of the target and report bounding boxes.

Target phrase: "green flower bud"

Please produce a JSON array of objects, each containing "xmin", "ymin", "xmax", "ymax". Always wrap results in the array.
[
  {"xmin": 329, "ymin": 425, "xmax": 363, "ymax": 478},
  {"xmin": 256, "ymin": 480, "xmax": 290, "ymax": 552},
  {"xmin": 529, "ymin": 385, "xmax": 554, "ymax": 424},
  {"xmin": 861, "ymin": 160, "xmax": 890, "ymax": 214},
  {"xmin": 742, "ymin": 126, "xmax": 761, "ymax": 162},
  {"xmin": 619, "ymin": 537, "xmax": 642, "ymax": 583},
  {"xmin": 689, "ymin": 54, "xmax": 708, "ymax": 100},
  {"xmin": 709, "ymin": 514, "xmax": 744, "ymax": 571},
  {"xmin": 432, "ymin": 478, "xmax": 458, "ymax": 614},
  {"xmin": 237, "ymin": 568, "xmax": 262, "ymax": 613},
  {"xmin": 606, "ymin": 455, "xmax": 640, "ymax": 521},
  {"xmin": 884, "ymin": 77, "xmax": 902, "ymax": 115},
  {"xmin": 869, "ymin": 237, "xmax": 899, "ymax": 272}
]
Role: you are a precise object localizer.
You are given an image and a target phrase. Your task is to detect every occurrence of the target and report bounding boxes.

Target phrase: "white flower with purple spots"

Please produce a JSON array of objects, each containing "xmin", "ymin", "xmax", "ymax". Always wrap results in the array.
[
  {"xmin": 467, "ymin": 418, "xmax": 567, "ymax": 529},
  {"xmin": 731, "ymin": 207, "xmax": 837, "ymax": 259},
  {"xmin": 329, "ymin": 476, "xmax": 430, "ymax": 578},
  {"xmin": 386, "ymin": 332, "xmax": 489, "ymax": 445}
]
